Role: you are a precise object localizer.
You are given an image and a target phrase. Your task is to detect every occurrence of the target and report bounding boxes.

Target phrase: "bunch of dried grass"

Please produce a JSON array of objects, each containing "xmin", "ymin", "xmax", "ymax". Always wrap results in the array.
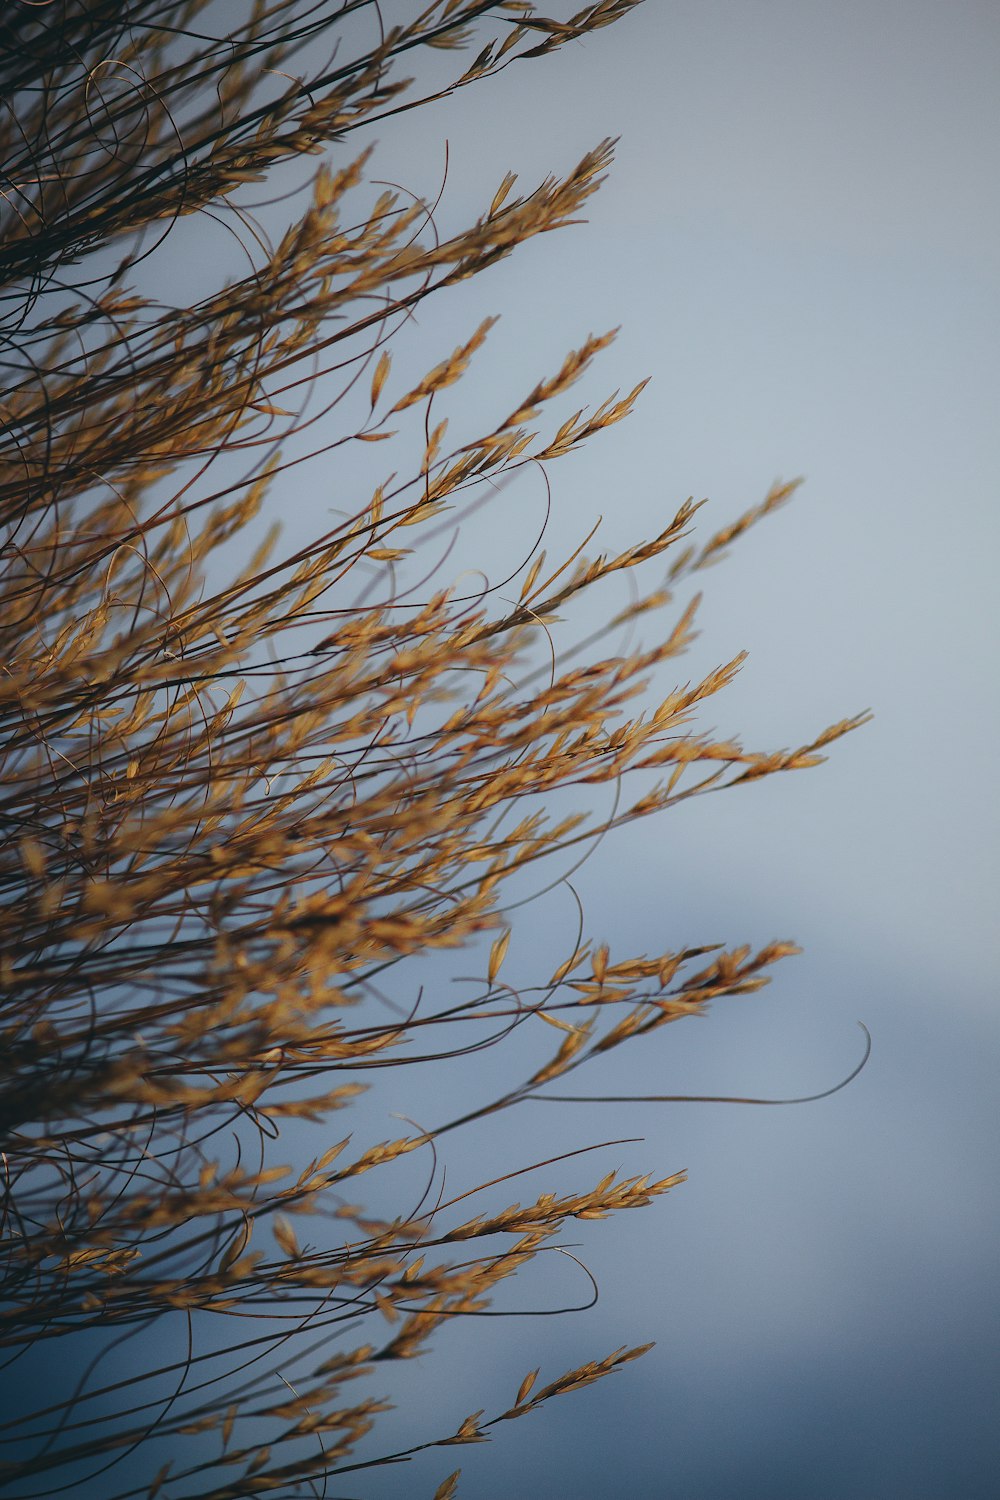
[{"xmin": 0, "ymin": 3, "xmax": 867, "ymax": 1494}]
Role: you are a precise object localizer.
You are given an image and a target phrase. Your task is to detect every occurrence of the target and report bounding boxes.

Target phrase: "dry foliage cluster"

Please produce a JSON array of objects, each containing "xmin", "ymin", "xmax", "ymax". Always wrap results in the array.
[{"xmin": 0, "ymin": 3, "xmax": 867, "ymax": 1495}]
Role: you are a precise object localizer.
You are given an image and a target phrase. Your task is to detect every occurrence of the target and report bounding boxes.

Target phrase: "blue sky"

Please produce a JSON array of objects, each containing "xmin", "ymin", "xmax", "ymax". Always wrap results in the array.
[
  {"xmin": 325, "ymin": 3, "xmax": 999, "ymax": 1494},
  {"xmin": 31, "ymin": 4, "xmax": 996, "ymax": 1495}
]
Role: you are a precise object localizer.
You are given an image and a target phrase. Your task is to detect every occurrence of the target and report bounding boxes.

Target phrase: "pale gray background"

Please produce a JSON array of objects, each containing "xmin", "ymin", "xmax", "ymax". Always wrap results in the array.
[
  {"xmin": 29, "ymin": 3, "xmax": 998, "ymax": 1496},
  {"xmin": 322, "ymin": 3, "xmax": 998, "ymax": 1496}
]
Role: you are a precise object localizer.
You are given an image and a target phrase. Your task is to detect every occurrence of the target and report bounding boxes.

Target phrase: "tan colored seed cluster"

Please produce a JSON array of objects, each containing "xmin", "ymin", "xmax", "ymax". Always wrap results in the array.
[{"xmin": 0, "ymin": 2, "xmax": 867, "ymax": 1495}]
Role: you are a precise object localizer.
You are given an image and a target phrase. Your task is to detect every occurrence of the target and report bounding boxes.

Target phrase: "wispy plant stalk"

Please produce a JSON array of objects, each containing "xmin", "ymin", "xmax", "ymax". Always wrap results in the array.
[{"xmin": 0, "ymin": 3, "xmax": 867, "ymax": 1494}]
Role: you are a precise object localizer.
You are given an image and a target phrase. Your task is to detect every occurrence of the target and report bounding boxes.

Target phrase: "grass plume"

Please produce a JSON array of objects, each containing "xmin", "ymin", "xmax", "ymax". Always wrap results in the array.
[{"xmin": 0, "ymin": 2, "xmax": 868, "ymax": 1493}]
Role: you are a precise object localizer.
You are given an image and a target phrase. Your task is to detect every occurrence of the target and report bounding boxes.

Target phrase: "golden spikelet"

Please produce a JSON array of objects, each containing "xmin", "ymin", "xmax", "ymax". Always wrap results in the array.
[{"xmin": 0, "ymin": 1, "xmax": 867, "ymax": 1493}]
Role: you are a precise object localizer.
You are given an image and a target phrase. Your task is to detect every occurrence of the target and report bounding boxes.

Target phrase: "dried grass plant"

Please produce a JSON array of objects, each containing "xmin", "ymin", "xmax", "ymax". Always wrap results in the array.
[{"xmin": 0, "ymin": 3, "xmax": 869, "ymax": 1494}]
